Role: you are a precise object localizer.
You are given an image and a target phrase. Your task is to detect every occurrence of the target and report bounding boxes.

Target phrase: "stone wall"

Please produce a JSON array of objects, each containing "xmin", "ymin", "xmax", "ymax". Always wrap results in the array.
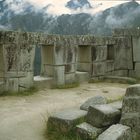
[{"xmin": 0, "ymin": 29, "xmax": 140, "ymax": 92}]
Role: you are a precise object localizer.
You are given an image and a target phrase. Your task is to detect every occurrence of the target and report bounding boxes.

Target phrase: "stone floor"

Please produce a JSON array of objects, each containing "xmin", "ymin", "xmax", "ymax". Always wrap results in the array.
[{"xmin": 0, "ymin": 82, "xmax": 128, "ymax": 140}]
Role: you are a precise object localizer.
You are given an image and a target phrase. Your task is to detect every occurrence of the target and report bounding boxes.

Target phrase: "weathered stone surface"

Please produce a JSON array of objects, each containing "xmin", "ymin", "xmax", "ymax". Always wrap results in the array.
[
  {"xmin": 108, "ymin": 101, "xmax": 122, "ymax": 111},
  {"xmin": 76, "ymin": 71, "xmax": 89, "ymax": 82},
  {"xmin": 92, "ymin": 62, "xmax": 106, "ymax": 76},
  {"xmin": 80, "ymin": 96, "xmax": 107, "ymax": 111},
  {"xmin": 97, "ymin": 124, "xmax": 132, "ymax": 140},
  {"xmin": 120, "ymin": 84, "xmax": 140, "ymax": 140},
  {"xmin": 47, "ymin": 108, "xmax": 87, "ymax": 133},
  {"xmin": 76, "ymin": 122, "xmax": 104, "ymax": 140},
  {"xmin": 87, "ymin": 104, "xmax": 121, "ymax": 128},
  {"xmin": 133, "ymin": 37, "xmax": 140, "ymax": 62}
]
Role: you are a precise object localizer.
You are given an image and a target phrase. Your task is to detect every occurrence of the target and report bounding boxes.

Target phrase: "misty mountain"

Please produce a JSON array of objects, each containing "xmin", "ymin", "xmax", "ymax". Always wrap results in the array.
[
  {"xmin": 66, "ymin": 0, "xmax": 92, "ymax": 10},
  {"xmin": 0, "ymin": 1, "xmax": 140, "ymax": 35}
]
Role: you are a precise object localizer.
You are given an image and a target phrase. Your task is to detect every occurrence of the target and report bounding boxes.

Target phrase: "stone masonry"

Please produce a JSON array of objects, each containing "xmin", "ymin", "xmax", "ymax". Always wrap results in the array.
[{"xmin": 0, "ymin": 28, "xmax": 140, "ymax": 93}]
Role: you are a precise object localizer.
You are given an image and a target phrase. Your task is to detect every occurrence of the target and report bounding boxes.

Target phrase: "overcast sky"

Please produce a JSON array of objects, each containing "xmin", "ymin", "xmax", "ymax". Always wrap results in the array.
[{"xmin": 25, "ymin": 0, "xmax": 130, "ymax": 15}]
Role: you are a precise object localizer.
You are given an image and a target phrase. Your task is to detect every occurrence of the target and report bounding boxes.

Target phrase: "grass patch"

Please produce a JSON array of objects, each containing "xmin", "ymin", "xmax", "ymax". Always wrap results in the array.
[
  {"xmin": 52, "ymin": 82, "xmax": 80, "ymax": 89},
  {"xmin": 0, "ymin": 86, "xmax": 38, "ymax": 96},
  {"xmin": 107, "ymin": 96, "xmax": 123, "ymax": 103}
]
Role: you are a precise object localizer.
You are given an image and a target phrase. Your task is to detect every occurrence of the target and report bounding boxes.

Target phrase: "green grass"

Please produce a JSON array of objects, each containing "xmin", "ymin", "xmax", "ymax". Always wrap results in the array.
[
  {"xmin": 0, "ymin": 86, "xmax": 38, "ymax": 96},
  {"xmin": 107, "ymin": 96, "xmax": 123, "ymax": 103},
  {"xmin": 52, "ymin": 82, "xmax": 80, "ymax": 89}
]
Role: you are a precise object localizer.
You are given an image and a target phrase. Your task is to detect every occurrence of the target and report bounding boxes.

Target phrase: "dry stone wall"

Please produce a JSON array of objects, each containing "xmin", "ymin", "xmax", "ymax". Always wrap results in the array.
[{"xmin": 0, "ymin": 29, "xmax": 140, "ymax": 93}]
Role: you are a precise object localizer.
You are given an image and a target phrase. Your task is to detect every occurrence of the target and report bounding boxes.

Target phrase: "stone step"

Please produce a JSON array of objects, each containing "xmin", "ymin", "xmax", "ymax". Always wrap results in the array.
[
  {"xmin": 47, "ymin": 108, "xmax": 87, "ymax": 133},
  {"xmin": 86, "ymin": 104, "xmax": 121, "ymax": 128},
  {"xmin": 76, "ymin": 71, "xmax": 89, "ymax": 83},
  {"xmin": 97, "ymin": 124, "xmax": 132, "ymax": 140},
  {"xmin": 80, "ymin": 96, "xmax": 107, "ymax": 111},
  {"xmin": 76, "ymin": 122, "xmax": 105, "ymax": 140}
]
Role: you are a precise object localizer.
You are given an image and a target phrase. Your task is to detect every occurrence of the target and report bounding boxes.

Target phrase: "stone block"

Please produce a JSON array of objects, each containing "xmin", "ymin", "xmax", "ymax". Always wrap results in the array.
[
  {"xmin": 5, "ymin": 78, "xmax": 19, "ymax": 92},
  {"xmin": 80, "ymin": 96, "xmax": 107, "ymax": 111},
  {"xmin": 54, "ymin": 66, "xmax": 65, "ymax": 86},
  {"xmin": 19, "ymin": 72, "xmax": 34, "ymax": 91},
  {"xmin": 108, "ymin": 101, "xmax": 122, "ymax": 111},
  {"xmin": 97, "ymin": 124, "xmax": 132, "ymax": 140},
  {"xmin": 92, "ymin": 62, "xmax": 106, "ymax": 76},
  {"xmin": 135, "ymin": 63, "xmax": 140, "ymax": 78},
  {"xmin": 120, "ymin": 84, "xmax": 140, "ymax": 139},
  {"xmin": 113, "ymin": 70, "xmax": 128, "ymax": 77},
  {"xmin": 78, "ymin": 46, "xmax": 91, "ymax": 63},
  {"xmin": 66, "ymin": 47, "xmax": 76, "ymax": 64},
  {"xmin": 87, "ymin": 104, "xmax": 121, "ymax": 128},
  {"xmin": 20, "ymin": 45, "xmax": 35, "ymax": 71},
  {"xmin": 65, "ymin": 64, "xmax": 76, "ymax": 73},
  {"xmin": 114, "ymin": 38, "xmax": 133, "ymax": 70},
  {"xmin": 133, "ymin": 37, "xmax": 140, "ymax": 62},
  {"xmin": 76, "ymin": 122, "xmax": 104, "ymax": 140},
  {"xmin": 77, "ymin": 63, "xmax": 91, "ymax": 72},
  {"xmin": 65, "ymin": 73, "xmax": 76, "ymax": 84},
  {"xmin": 76, "ymin": 71, "xmax": 89, "ymax": 82},
  {"xmin": 105, "ymin": 61, "xmax": 114, "ymax": 72},
  {"xmin": 95, "ymin": 46, "xmax": 107, "ymax": 61},
  {"xmin": 47, "ymin": 108, "xmax": 87, "ymax": 133},
  {"xmin": 54, "ymin": 46, "xmax": 65, "ymax": 65}
]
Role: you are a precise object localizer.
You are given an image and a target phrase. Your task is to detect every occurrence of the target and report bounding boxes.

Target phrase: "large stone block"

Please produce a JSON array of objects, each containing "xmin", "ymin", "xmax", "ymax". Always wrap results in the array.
[
  {"xmin": 134, "ymin": 63, "xmax": 140, "ymax": 78},
  {"xmin": 114, "ymin": 38, "xmax": 133, "ymax": 70},
  {"xmin": 65, "ymin": 73, "xmax": 76, "ymax": 84},
  {"xmin": 97, "ymin": 124, "xmax": 132, "ymax": 140},
  {"xmin": 133, "ymin": 37, "xmax": 140, "ymax": 62},
  {"xmin": 54, "ymin": 66, "xmax": 65, "ymax": 86},
  {"xmin": 19, "ymin": 72, "xmax": 34, "ymax": 91},
  {"xmin": 95, "ymin": 46, "xmax": 107, "ymax": 61},
  {"xmin": 76, "ymin": 122, "xmax": 104, "ymax": 140},
  {"xmin": 47, "ymin": 108, "xmax": 87, "ymax": 133},
  {"xmin": 80, "ymin": 96, "xmax": 107, "ymax": 111},
  {"xmin": 120, "ymin": 84, "xmax": 140, "ymax": 139},
  {"xmin": 92, "ymin": 62, "xmax": 106, "ymax": 76},
  {"xmin": 77, "ymin": 63, "xmax": 91, "ymax": 72},
  {"xmin": 76, "ymin": 71, "xmax": 89, "ymax": 82},
  {"xmin": 87, "ymin": 104, "xmax": 121, "ymax": 128}
]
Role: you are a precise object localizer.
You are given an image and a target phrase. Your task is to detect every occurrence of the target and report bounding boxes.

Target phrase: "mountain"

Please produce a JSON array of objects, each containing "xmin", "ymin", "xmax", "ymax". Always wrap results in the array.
[
  {"xmin": 0, "ymin": 1, "xmax": 140, "ymax": 34},
  {"xmin": 66, "ymin": 0, "xmax": 92, "ymax": 10}
]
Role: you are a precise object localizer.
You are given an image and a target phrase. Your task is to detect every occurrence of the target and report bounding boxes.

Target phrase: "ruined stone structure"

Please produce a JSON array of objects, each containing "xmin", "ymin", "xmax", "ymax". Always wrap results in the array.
[{"xmin": 0, "ymin": 28, "xmax": 140, "ymax": 93}]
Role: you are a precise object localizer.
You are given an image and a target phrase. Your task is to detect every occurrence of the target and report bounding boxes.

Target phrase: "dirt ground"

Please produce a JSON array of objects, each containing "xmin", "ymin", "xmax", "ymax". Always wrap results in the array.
[{"xmin": 0, "ymin": 82, "xmax": 129, "ymax": 140}]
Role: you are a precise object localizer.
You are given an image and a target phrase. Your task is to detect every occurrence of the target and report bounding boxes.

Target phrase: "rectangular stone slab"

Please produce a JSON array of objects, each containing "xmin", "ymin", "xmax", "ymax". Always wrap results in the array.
[
  {"xmin": 86, "ymin": 104, "xmax": 121, "ymax": 128},
  {"xmin": 97, "ymin": 124, "xmax": 132, "ymax": 140},
  {"xmin": 76, "ymin": 122, "xmax": 105, "ymax": 140},
  {"xmin": 47, "ymin": 108, "xmax": 87, "ymax": 133}
]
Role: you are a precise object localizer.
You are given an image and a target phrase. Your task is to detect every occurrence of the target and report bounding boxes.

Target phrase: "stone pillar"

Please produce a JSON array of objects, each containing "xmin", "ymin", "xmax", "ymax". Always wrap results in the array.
[
  {"xmin": 53, "ymin": 44, "xmax": 77, "ymax": 86},
  {"xmin": 120, "ymin": 84, "xmax": 140, "ymax": 140}
]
